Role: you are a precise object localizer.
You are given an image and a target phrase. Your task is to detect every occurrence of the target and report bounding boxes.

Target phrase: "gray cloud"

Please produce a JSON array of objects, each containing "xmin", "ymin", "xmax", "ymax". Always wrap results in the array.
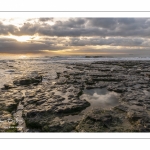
[
  {"xmin": 36, "ymin": 18, "xmax": 150, "ymax": 37},
  {"xmin": 1, "ymin": 18, "xmax": 150, "ymax": 37},
  {"xmin": 0, "ymin": 36, "xmax": 149, "ymax": 54},
  {"xmin": 68, "ymin": 37, "xmax": 147, "ymax": 47},
  {"xmin": 87, "ymin": 18, "xmax": 117, "ymax": 29},
  {"xmin": 0, "ymin": 38, "xmax": 67, "ymax": 54},
  {"xmin": 0, "ymin": 22, "xmax": 18, "ymax": 35},
  {"xmin": 0, "ymin": 18, "xmax": 150, "ymax": 54},
  {"xmin": 38, "ymin": 18, "xmax": 53, "ymax": 22}
]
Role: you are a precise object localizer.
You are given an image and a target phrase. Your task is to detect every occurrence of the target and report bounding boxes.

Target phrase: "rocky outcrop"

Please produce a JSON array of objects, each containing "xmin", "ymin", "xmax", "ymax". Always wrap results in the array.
[
  {"xmin": 13, "ymin": 75, "xmax": 42, "ymax": 86},
  {"xmin": 2, "ymin": 60, "xmax": 150, "ymax": 132}
]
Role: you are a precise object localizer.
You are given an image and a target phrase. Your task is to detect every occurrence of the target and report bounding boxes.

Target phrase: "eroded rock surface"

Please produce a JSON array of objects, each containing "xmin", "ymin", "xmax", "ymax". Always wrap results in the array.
[{"xmin": 1, "ymin": 60, "xmax": 150, "ymax": 132}]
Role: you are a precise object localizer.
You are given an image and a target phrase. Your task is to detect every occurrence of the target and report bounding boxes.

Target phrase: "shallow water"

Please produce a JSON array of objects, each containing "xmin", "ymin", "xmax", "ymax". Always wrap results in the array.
[
  {"xmin": 81, "ymin": 88, "xmax": 120, "ymax": 111},
  {"xmin": 0, "ymin": 59, "xmax": 67, "ymax": 88},
  {"xmin": 63, "ymin": 88, "xmax": 120, "ymax": 122}
]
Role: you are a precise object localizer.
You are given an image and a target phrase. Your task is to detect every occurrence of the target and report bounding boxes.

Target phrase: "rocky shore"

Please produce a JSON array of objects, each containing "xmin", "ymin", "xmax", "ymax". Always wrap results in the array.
[{"xmin": 1, "ymin": 60, "xmax": 150, "ymax": 132}]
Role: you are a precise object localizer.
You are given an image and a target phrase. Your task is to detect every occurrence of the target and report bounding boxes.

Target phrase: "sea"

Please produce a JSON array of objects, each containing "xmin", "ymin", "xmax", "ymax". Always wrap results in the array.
[{"xmin": 1, "ymin": 54, "xmax": 150, "ymax": 89}]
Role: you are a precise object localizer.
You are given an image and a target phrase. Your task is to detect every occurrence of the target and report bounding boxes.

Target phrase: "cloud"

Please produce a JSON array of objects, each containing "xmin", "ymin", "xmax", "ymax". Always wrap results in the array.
[
  {"xmin": 87, "ymin": 18, "xmax": 117, "ymax": 29},
  {"xmin": 68, "ymin": 37, "xmax": 147, "ymax": 47},
  {"xmin": 0, "ymin": 36, "xmax": 149, "ymax": 55},
  {"xmin": 38, "ymin": 18, "xmax": 53, "ymax": 22},
  {"xmin": 32, "ymin": 18, "xmax": 150, "ymax": 37},
  {"xmin": 1, "ymin": 18, "xmax": 150, "ymax": 37},
  {"xmin": 0, "ymin": 18, "xmax": 150, "ymax": 55},
  {"xmin": 0, "ymin": 21, "xmax": 18, "ymax": 35},
  {"xmin": 14, "ymin": 22, "xmax": 42, "ymax": 36},
  {"xmin": 0, "ymin": 37, "xmax": 68, "ymax": 54}
]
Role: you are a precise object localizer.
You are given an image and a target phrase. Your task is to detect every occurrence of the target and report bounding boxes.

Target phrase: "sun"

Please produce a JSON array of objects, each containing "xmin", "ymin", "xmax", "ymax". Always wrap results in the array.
[
  {"xmin": 15, "ymin": 36, "xmax": 31, "ymax": 42},
  {"xmin": 4, "ymin": 34, "xmax": 33, "ymax": 42},
  {"xmin": 10, "ymin": 35, "xmax": 32, "ymax": 42},
  {"xmin": 20, "ymin": 55, "xmax": 27, "ymax": 58},
  {"xmin": 2, "ymin": 33, "xmax": 40, "ymax": 43}
]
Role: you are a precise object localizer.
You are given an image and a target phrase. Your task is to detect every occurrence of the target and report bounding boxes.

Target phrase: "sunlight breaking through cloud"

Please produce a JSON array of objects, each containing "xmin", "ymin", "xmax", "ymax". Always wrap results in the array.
[{"xmin": 0, "ymin": 18, "xmax": 150, "ymax": 56}]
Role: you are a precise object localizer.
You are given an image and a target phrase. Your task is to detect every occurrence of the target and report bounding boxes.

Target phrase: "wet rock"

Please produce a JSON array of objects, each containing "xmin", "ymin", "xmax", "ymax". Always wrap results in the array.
[
  {"xmin": 76, "ymin": 109, "xmax": 121, "ymax": 132},
  {"xmin": 23, "ymin": 98, "xmax": 40, "ymax": 105},
  {"xmin": 42, "ymin": 118, "xmax": 78, "ymax": 132},
  {"xmin": 107, "ymin": 83, "xmax": 127, "ymax": 93},
  {"xmin": 24, "ymin": 107, "xmax": 53, "ymax": 118},
  {"xmin": 13, "ymin": 75, "xmax": 42, "ymax": 86},
  {"xmin": 88, "ymin": 113, "xmax": 112, "ymax": 124},
  {"xmin": 129, "ymin": 101, "xmax": 143, "ymax": 106},
  {"xmin": 54, "ymin": 100, "xmax": 90, "ymax": 114},
  {"xmin": 52, "ymin": 95, "xmax": 65, "ymax": 101},
  {"xmin": 114, "ymin": 105, "xmax": 128, "ymax": 112},
  {"xmin": 92, "ymin": 77, "xmax": 122, "ymax": 82},
  {"xmin": 3, "ymin": 84, "xmax": 16, "ymax": 89},
  {"xmin": 5, "ymin": 101, "xmax": 18, "ymax": 113},
  {"xmin": 127, "ymin": 111, "xmax": 149, "ymax": 124},
  {"xmin": 68, "ymin": 95, "xmax": 74, "ymax": 99},
  {"xmin": 3, "ymin": 60, "xmax": 150, "ymax": 132}
]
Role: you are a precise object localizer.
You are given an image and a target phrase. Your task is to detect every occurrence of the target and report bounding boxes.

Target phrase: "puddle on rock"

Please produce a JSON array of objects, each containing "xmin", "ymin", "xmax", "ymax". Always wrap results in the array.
[
  {"xmin": 81, "ymin": 88, "xmax": 120, "ymax": 112},
  {"xmin": 63, "ymin": 88, "xmax": 120, "ymax": 122}
]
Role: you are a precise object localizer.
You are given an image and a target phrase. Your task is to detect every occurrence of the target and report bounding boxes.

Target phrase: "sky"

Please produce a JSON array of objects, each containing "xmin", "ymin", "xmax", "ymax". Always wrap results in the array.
[{"xmin": 0, "ymin": 18, "xmax": 150, "ymax": 56}]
